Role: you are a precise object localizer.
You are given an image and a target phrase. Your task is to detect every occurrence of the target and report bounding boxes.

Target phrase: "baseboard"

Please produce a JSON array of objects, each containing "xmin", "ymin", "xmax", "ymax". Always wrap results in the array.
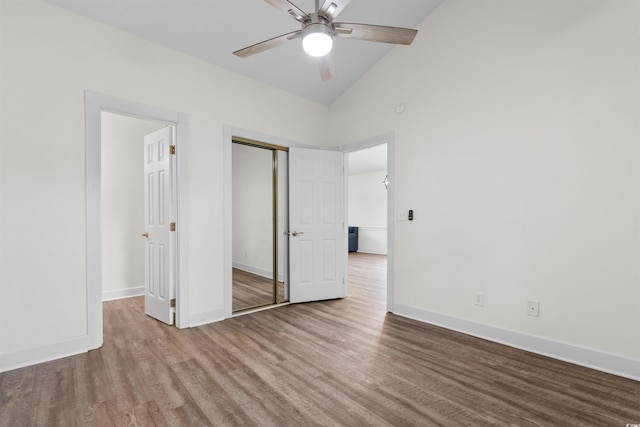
[
  {"xmin": 232, "ymin": 262, "xmax": 272, "ymax": 280},
  {"xmin": 102, "ymin": 286, "xmax": 145, "ymax": 301},
  {"xmin": 0, "ymin": 305, "xmax": 225, "ymax": 372},
  {"xmin": 189, "ymin": 308, "xmax": 226, "ymax": 328},
  {"xmin": 393, "ymin": 304, "xmax": 640, "ymax": 381},
  {"xmin": 0, "ymin": 335, "xmax": 89, "ymax": 373},
  {"xmin": 356, "ymin": 248, "xmax": 387, "ymax": 255}
]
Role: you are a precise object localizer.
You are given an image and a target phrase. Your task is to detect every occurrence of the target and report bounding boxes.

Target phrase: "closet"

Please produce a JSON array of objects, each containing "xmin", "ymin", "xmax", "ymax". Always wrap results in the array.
[{"xmin": 231, "ymin": 139, "xmax": 288, "ymax": 312}]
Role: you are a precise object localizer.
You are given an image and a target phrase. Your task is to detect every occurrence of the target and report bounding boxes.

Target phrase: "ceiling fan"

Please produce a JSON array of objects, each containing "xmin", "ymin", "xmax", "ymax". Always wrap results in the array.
[{"xmin": 233, "ymin": 0, "xmax": 418, "ymax": 80}]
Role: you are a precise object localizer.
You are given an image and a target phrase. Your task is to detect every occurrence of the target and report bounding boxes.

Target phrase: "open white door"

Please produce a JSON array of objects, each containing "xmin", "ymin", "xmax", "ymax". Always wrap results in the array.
[
  {"xmin": 289, "ymin": 147, "xmax": 345, "ymax": 303},
  {"xmin": 143, "ymin": 127, "xmax": 175, "ymax": 324}
]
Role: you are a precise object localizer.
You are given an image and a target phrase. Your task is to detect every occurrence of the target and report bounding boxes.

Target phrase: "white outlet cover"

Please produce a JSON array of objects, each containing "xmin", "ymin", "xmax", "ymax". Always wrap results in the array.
[
  {"xmin": 474, "ymin": 292, "xmax": 484, "ymax": 306},
  {"xmin": 527, "ymin": 300, "xmax": 540, "ymax": 317}
]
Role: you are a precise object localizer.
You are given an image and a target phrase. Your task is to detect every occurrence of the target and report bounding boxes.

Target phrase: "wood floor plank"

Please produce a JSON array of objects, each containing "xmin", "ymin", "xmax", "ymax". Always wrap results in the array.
[
  {"xmin": 125, "ymin": 399, "xmax": 168, "ymax": 427},
  {"xmin": 232, "ymin": 268, "xmax": 286, "ymax": 312},
  {"xmin": 1, "ymin": 253, "xmax": 638, "ymax": 426},
  {"xmin": 170, "ymin": 358, "xmax": 260, "ymax": 426},
  {"xmin": 0, "ymin": 371, "xmax": 37, "ymax": 426}
]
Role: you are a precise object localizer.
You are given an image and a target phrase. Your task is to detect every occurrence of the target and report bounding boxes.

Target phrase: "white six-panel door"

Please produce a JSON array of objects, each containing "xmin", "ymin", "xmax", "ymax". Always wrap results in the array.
[
  {"xmin": 143, "ymin": 127, "xmax": 174, "ymax": 324},
  {"xmin": 289, "ymin": 147, "xmax": 345, "ymax": 303}
]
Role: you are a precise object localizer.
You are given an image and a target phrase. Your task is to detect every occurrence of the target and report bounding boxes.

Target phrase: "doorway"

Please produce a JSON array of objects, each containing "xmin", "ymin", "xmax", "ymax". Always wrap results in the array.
[
  {"xmin": 85, "ymin": 91, "xmax": 189, "ymax": 350},
  {"xmin": 342, "ymin": 133, "xmax": 394, "ymax": 312},
  {"xmin": 231, "ymin": 138, "xmax": 289, "ymax": 312},
  {"xmin": 102, "ymin": 113, "xmax": 179, "ymax": 324}
]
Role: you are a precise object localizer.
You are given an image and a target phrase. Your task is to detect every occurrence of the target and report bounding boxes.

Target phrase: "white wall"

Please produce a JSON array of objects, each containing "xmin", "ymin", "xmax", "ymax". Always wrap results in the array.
[
  {"xmin": 348, "ymin": 169, "xmax": 388, "ymax": 254},
  {"xmin": 330, "ymin": 0, "xmax": 640, "ymax": 377},
  {"xmin": 101, "ymin": 112, "xmax": 164, "ymax": 299},
  {"xmin": 0, "ymin": 1, "xmax": 329, "ymax": 362}
]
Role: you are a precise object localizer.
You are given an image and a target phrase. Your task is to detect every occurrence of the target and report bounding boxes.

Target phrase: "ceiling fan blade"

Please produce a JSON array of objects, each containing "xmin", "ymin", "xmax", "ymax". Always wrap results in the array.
[
  {"xmin": 334, "ymin": 23, "xmax": 418, "ymax": 45},
  {"xmin": 318, "ymin": 53, "xmax": 336, "ymax": 81},
  {"xmin": 233, "ymin": 30, "xmax": 302, "ymax": 58},
  {"xmin": 319, "ymin": 0, "xmax": 350, "ymax": 20},
  {"xmin": 263, "ymin": 0, "xmax": 309, "ymax": 22}
]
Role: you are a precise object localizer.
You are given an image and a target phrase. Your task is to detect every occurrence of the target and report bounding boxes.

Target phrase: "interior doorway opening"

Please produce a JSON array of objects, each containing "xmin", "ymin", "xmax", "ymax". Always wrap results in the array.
[
  {"xmin": 101, "ymin": 112, "xmax": 179, "ymax": 325},
  {"xmin": 342, "ymin": 133, "xmax": 394, "ymax": 312},
  {"xmin": 232, "ymin": 138, "xmax": 289, "ymax": 313},
  {"xmin": 85, "ymin": 91, "xmax": 189, "ymax": 349},
  {"xmin": 346, "ymin": 143, "xmax": 388, "ymax": 297}
]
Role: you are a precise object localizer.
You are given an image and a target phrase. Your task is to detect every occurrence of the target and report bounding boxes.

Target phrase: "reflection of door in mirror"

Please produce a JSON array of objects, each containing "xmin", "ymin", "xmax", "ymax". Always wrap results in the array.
[
  {"xmin": 276, "ymin": 149, "xmax": 289, "ymax": 304},
  {"xmin": 232, "ymin": 141, "xmax": 288, "ymax": 312}
]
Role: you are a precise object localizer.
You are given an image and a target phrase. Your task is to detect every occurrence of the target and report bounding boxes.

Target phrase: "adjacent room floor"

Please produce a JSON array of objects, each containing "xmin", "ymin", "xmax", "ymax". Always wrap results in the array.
[{"xmin": 1, "ymin": 253, "xmax": 638, "ymax": 425}]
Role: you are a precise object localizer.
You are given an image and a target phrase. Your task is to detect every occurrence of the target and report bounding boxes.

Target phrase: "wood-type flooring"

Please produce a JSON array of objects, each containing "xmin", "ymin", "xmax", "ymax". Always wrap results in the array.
[
  {"xmin": 1, "ymin": 253, "xmax": 638, "ymax": 426},
  {"xmin": 232, "ymin": 269, "xmax": 286, "ymax": 312}
]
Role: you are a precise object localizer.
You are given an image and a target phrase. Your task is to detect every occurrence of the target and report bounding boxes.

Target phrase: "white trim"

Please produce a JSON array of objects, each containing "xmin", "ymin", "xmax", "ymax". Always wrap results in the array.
[
  {"xmin": 85, "ymin": 91, "xmax": 190, "ymax": 352},
  {"xmin": 85, "ymin": 94, "xmax": 102, "ymax": 350},
  {"xmin": 232, "ymin": 262, "xmax": 273, "ymax": 280},
  {"xmin": 0, "ymin": 336, "xmax": 89, "ymax": 373},
  {"xmin": 223, "ymin": 128, "xmax": 233, "ymax": 319},
  {"xmin": 102, "ymin": 286, "xmax": 145, "ymax": 301},
  {"xmin": 394, "ymin": 304, "xmax": 640, "ymax": 381},
  {"xmin": 174, "ymin": 118, "xmax": 190, "ymax": 329},
  {"xmin": 189, "ymin": 309, "xmax": 226, "ymax": 328},
  {"xmin": 339, "ymin": 132, "xmax": 395, "ymax": 312},
  {"xmin": 356, "ymin": 249, "xmax": 387, "ymax": 255}
]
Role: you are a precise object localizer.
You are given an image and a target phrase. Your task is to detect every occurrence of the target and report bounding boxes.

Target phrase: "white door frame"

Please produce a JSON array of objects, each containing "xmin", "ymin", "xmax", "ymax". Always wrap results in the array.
[
  {"xmin": 85, "ymin": 91, "xmax": 189, "ymax": 350},
  {"xmin": 339, "ymin": 132, "xmax": 395, "ymax": 312}
]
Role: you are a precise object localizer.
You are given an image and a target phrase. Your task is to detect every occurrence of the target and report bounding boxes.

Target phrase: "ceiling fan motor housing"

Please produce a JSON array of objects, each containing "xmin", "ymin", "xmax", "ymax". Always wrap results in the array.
[{"xmin": 302, "ymin": 13, "xmax": 334, "ymax": 39}]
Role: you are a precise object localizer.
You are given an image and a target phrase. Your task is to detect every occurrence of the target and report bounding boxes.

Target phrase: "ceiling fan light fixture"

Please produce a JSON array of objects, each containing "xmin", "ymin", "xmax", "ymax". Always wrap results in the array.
[
  {"xmin": 233, "ymin": 1, "xmax": 419, "ymax": 82},
  {"xmin": 303, "ymin": 31, "xmax": 332, "ymax": 57},
  {"xmin": 302, "ymin": 15, "xmax": 333, "ymax": 57}
]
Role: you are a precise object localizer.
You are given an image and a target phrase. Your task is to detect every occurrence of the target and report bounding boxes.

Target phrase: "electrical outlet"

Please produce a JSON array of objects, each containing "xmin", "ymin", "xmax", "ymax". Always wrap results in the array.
[
  {"xmin": 397, "ymin": 210, "xmax": 408, "ymax": 221},
  {"xmin": 527, "ymin": 300, "xmax": 540, "ymax": 317},
  {"xmin": 474, "ymin": 292, "xmax": 484, "ymax": 307}
]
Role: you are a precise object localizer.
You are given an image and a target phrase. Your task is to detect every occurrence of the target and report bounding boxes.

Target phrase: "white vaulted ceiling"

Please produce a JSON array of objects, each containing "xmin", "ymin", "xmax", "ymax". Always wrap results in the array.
[{"xmin": 46, "ymin": 0, "xmax": 443, "ymax": 105}]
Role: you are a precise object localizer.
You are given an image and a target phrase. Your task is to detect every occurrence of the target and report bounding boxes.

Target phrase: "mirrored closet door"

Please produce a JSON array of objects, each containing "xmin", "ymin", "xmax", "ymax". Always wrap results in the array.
[{"xmin": 232, "ymin": 139, "xmax": 288, "ymax": 312}]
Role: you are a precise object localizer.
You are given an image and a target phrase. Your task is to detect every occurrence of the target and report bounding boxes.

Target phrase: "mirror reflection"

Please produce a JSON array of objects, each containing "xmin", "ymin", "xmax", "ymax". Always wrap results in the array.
[{"xmin": 232, "ymin": 142, "xmax": 288, "ymax": 312}]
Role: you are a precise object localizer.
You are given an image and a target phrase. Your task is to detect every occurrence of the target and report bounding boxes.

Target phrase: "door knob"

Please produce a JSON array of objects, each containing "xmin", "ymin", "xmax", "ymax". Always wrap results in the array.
[
  {"xmin": 291, "ymin": 231, "xmax": 304, "ymax": 237},
  {"xmin": 141, "ymin": 232, "xmax": 149, "ymax": 238}
]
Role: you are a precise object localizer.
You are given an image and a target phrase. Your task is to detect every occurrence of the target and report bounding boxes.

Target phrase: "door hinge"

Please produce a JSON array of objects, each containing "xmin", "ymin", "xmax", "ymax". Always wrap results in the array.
[
  {"xmin": 169, "ymin": 145, "xmax": 176, "ymax": 155},
  {"xmin": 170, "ymin": 222, "xmax": 176, "ymax": 231},
  {"xmin": 170, "ymin": 298, "xmax": 176, "ymax": 308}
]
